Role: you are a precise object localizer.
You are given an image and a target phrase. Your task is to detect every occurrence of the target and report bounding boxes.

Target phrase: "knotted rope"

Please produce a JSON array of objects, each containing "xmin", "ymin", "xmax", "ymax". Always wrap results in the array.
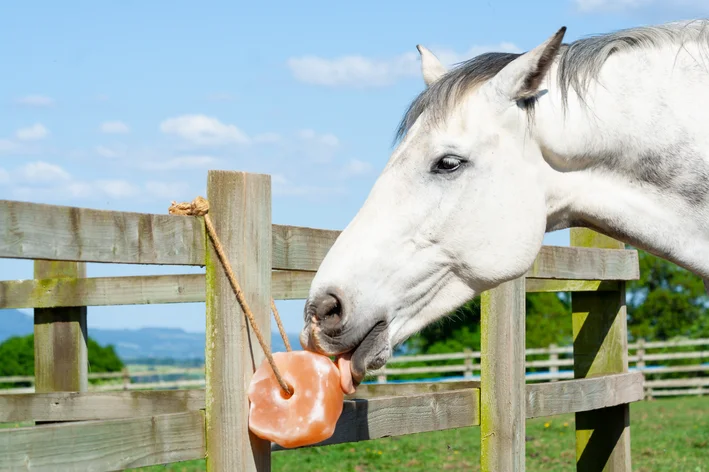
[{"xmin": 169, "ymin": 196, "xmax": 293, "ymax": 395}]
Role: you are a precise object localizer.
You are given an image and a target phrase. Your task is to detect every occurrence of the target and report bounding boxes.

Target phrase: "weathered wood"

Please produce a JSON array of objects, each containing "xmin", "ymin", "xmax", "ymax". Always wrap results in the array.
[
  {"xmin": 651, "ymin": 387, "xmax": 708, "ymax": 396},
  {"xmin": 526, "ymin": 373, "xmax": 644, "ymax": 419},
  {"xmin": 480, "ymin": 277, "xmax": 526, "ymax": 472},
  {"xmin": 0, "ymin": 390, "xmax": 205, "ymax": 423},
  {"xmin": 0, "ymin": 411, "xmax": 205, "ymax": 471},
  {"xmin": 0, "ymin": 199, "xmax": 206, "ymax": 265},
  {"xmin": 644, "ymin": 377, "xmax": 709, "ymax": 388},
  {"xmin": 527, "ymin": 246, "xmax": 638, "ymax": 280},
  {"xmin": 0, "ymin": 270, "xmax": 314, "ymax": 309},
  {"xmin": 271, "ymin": 269, "xmax": 315, "ymax": 299},
  {"xmin": 373, "ymin": 364, "xmax": 477, "ymax": 376},
  {"xmin": 0, "ymin": 373, "xmax": 650, "ymax": 424},
  {"xmin": 272, "ymin": 388, "xmax": 481, "ymax": 451},
  {"xmin": 571, "ymin": 229, "xmax": 632, "ymax": 472},
  {"xmin": 0, "ymin": 274, "xmax": 205, "ymax": 309},
  {"xmin": 0, "ymin": 200, "xmax": 639, "ymax": 280},
  {"xmin": 204, "ymin": 171, "xmax": 271, "ymax": 472},
  {"xmin": 525, "ymin": 279, "xmax": 620, "ymax": 293},
  {"xmin": 271, "ymin": 224, "xmax": 340, "ymax": 271},
  {"xmin": 33, "ymin": 261, "xmax": 88, "ymax": 395},
  {"xmin": 345, "ymin": 380, "xmax": 481, "ymax": 400}
]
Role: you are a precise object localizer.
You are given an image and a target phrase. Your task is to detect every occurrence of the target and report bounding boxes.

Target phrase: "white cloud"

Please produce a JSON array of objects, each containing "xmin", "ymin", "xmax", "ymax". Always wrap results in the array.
[
  {"xmin": 574, "ymin": 0, "xmax": 649, "ymax": 10},
  {"xmin": 100, "ymin": 121, "xmax": 130, "ymax": 134},
  {"xmin": 160, "ymin": 114, "xmax": 249, "ymax": 146},
  {"xmin": 140, "ymin": 155, "xmax": 219, "ymax": 171},
  {"xmin": 287, "ymin": 42, "xmax": 521, "ymax": 87},
  {"xmin": 15, "ymin": 95, "xmax": 55, "ymax": 107},
  {"xmin": 96, "ymin": 146, "xmax": 121, "ymax": 158},
  {"xmin": 573, "ymin": 0, "xmax": 708, "ymax": 11},
  {"xmin": 296, "ymin": 129, "xmax": 340, "ymax": 163},
  {"xmin": 15, "ymin": 123, "xmax": 49, "ymax": 141},
  {"xmin": 0, "ymin": 139, "xmax": 20, "ymax": 154},
  {"xmin": 271, "ymin": 173, "xmax": 346, "ymax": 198},
  {"xmin": 19, "ymin": 161, "xmax": 71, "ymax": 183},
  {"xmin": 253, "ymin": 132, "xmax": 282, "ymax": 143},
  {"xmin": 340, "ymin": 158, "xmax": 372, "ymax": 178},
  {"xmin": 145, "ymin": 181, "xmax": 190, "ymax": 199},
  {"xmin": 98, "ymin": 179, "xmax": 139, "ymax": 198}
]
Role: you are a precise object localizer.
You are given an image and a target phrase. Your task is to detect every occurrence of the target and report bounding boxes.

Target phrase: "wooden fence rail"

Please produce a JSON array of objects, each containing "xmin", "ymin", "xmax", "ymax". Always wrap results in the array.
[{"xmin": 0, "ymin": 170, "xmax": 651, "ymax": 472}]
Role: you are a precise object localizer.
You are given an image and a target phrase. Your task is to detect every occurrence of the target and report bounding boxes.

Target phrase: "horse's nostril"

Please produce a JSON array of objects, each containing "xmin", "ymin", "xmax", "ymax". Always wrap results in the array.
[
  {"xmin": 307, "ymin": 291, "xmax": 344, "ymax": 327},
  {"xmin": 323, "ymin": 295, "xmax": 340, "ymax": 318}
]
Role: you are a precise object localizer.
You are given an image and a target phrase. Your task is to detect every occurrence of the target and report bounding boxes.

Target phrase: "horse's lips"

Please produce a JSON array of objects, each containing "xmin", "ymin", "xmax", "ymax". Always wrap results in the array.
[{"xmin": 336, "ymin": 352, "xmax": 356, "ymax": 395}]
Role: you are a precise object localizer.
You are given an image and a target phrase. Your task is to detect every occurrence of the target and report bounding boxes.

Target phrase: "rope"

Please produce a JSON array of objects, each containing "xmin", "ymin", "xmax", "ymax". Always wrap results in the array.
[{"xmin": 169, "ymin": 196, "xmax": 293, "ymax": 396}]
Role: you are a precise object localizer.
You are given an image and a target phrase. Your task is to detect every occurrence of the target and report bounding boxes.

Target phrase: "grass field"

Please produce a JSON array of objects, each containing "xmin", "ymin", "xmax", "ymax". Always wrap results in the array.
[{"xmin": 128, "ymin": 395, "xmax": 708, "ymax": 472}]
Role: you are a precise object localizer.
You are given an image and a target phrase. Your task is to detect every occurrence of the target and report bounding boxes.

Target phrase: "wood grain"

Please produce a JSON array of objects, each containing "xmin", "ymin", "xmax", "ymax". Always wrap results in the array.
[
  {"xmin": 33, "ymin": 261, "xmax": 88, "ymax": 395},
  {"xmin": 0, "ymin": 411, "xmax": 205, "ymax": 471},
  {"xmin": 571, "ymin": 228, "xmax": 632, "ymax": 472},
  {"xmin": 0, "ymin": 390, "xmax": 205, "ymax": 423},
  {"xmin": 480, "ymin": 277, "xmax": 527, "ymax": 472},
  {"xmin": 271, "ymin": 224, "xmax": 340, "ymax": 271},
  {"xmin": 527, "ymin": 246, "xmax": 638, "ymax": 281},
  {"xmin": 526, "ymin": 373, "xmax": 644, "ymax": 419},
  {"xmin": 0, "ymin": 199, "xmax": 206, "ymax": 265},
  {"xmin": 525, "ymin": 279, "xmax": 620, "ymax": 293},
  {"xmin": 272, "ymin": 388, "xmax": 481, "ymax": 451},
  {"xmin": 204, "ymin": 171, "xmax": 271, "ymax": 472},
  {"xmin": 345, "ymin": 380, "xmax": 481, "ymax": 400},
  {"xmin": 1, "ymin": 200, "xmax": 639, "ymax": 280},
  {"xmin": 0, "ymin": 270, "xmax": 315, "ymax": 309}
]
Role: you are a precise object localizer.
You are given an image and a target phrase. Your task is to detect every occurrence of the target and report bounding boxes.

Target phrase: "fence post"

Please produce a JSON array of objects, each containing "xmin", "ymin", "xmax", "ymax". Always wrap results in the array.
[
  {"xmin": 571, "ymin": 229, "xmax": 632, "ymax": 472},
  {"xmin": 33, "ymin": 261, "xmax": 88, "ymax": 396},
  {"xmin": 635, "ymin": 338, "xmax": 648, "ymax": 399},
  {"xmin": 464, "ymin": 347, "xmax": 473, "ymax": 379},
  {"xmin": 549, "ymin": 343, "xmax": 559, "ymax": 382},
  {"xmin": 122, "ymin": 367, "xmax": 131, "ymax": 391},
  {"xmin": 205, "ymin": 171, "xmax": 272, "ymax": 472},
  {"xmin": 480, "ymin": 276, "xmax": 526, "ymax": 472}
]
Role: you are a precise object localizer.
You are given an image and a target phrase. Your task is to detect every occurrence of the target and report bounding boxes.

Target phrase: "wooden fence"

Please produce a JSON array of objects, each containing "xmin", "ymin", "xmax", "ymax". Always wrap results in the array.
[
  {"xmin": 0, "ymin": 170, "xmax": 647, "ymax": 471},
  {"xmin": 3, "ymin": 339, "xmax": 706, "ymax": 398}
]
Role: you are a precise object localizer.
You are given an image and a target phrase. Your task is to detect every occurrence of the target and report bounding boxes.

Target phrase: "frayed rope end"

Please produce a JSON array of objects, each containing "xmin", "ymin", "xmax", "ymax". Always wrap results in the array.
[{"xmin": 169, "ymin": 196, "xmax": 210, "ymax": 216}]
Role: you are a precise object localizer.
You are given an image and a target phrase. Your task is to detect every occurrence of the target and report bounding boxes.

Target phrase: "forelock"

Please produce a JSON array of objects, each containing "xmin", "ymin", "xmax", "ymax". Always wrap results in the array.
[{"xmin": 394, "ymin": 52, "xmax": 521, "ymax": 144}]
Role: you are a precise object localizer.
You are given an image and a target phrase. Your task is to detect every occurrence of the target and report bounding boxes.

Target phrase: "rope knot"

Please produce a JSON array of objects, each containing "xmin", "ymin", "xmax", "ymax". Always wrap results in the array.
[{"xmin": 169, "ymin": 196, "xmax": 210, "ymax": 216}]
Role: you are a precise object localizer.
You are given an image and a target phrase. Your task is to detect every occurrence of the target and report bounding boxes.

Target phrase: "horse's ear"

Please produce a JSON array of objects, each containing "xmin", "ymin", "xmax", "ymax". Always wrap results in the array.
[
  {"xmin": 490, "ymin": 27, "xmax": 566, "ymax": 101},
  {"xmin": 417, "ymin": 45, "xmax": 447, "ymax": 87}
]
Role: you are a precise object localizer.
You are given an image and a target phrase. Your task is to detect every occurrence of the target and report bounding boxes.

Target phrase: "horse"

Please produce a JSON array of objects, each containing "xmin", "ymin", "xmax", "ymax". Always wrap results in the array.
[{"xmin": 299, "ymin": 19, "xmax": 709, "ymax": 393}]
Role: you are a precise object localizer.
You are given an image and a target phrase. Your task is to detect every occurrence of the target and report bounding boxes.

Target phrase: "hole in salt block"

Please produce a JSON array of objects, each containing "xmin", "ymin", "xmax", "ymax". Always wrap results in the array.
[{"xmin": 279, "ymin": 383, "xmax": 294, "ymax": 400}]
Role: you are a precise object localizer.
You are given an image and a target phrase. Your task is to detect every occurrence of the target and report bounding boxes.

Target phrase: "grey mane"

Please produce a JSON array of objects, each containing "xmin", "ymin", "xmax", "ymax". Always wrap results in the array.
[{"xmin": 395, "ymin": 19, "xmax": 709, "ymax": 142}]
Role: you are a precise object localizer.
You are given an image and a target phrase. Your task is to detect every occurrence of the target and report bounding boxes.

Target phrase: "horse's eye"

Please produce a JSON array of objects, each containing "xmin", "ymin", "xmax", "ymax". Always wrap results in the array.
[{"xmin": 432, "ymin": 155, "xmax": 463, "ymax": 174}]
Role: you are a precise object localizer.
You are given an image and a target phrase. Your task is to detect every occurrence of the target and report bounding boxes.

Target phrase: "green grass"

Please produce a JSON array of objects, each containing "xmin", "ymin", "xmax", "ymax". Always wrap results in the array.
[{"xmin": 129, "ymin": 396, "xmax": 708, "ymax": 472}]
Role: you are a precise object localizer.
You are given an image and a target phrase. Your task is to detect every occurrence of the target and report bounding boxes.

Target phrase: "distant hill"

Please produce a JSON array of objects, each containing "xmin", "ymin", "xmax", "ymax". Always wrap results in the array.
[{"xmin": 0, "ymin": 309, "xmax": 301, "ymax": 361}]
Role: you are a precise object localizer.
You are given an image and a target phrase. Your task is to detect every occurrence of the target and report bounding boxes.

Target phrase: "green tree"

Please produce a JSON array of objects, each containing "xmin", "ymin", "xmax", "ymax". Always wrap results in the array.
[
  {"xmin": 626, "ymin": 248, "xmax": 709, "ymax": 340},
  {"xmin": 0, "ymin": 334, "xmax": 124, "ymax": 387},
  {"xmin": 404, "ymin": 292, "xmax": 572, "ymax": 356}
]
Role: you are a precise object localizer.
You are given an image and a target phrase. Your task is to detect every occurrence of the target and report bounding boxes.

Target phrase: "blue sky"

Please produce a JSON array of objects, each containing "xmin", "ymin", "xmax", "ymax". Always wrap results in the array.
[{"xmin": 1, "ymin": 0, "xmax": 707, "ymax": 335}]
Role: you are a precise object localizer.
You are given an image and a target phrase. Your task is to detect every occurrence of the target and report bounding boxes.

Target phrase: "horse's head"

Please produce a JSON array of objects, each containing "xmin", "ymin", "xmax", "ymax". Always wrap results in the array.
[{"xmin": 300, "ymin": 27, "xmax": 567, "ymax": 392}]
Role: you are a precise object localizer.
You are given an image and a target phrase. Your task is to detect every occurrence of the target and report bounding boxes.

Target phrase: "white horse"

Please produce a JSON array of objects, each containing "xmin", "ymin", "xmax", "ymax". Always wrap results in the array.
[{"xmin": 299, "ymin": 19, "xmax": 709, "ymax": 393}]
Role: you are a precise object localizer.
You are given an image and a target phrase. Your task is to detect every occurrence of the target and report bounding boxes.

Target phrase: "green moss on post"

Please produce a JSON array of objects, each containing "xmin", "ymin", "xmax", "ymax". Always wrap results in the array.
[
  {"xmin": 571, "ymin": 228, "xmax": 632, "ymax": 472},
  {"xmin": 33, "ymin": 260, "xmax": 88, "ymax": 394},
  {"xmin": 204, "ymin": 171, "xmax": 272, "ymax": 472},
  {"xmin": 480, "ymin": 277, "xmax": 526, "ymax": 472}
]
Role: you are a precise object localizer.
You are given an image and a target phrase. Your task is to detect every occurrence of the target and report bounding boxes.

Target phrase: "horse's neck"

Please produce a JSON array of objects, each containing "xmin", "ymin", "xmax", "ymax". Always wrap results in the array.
[{"xmin": 533, "ymin": 49, "xmax": 709, "ymax": 280}]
